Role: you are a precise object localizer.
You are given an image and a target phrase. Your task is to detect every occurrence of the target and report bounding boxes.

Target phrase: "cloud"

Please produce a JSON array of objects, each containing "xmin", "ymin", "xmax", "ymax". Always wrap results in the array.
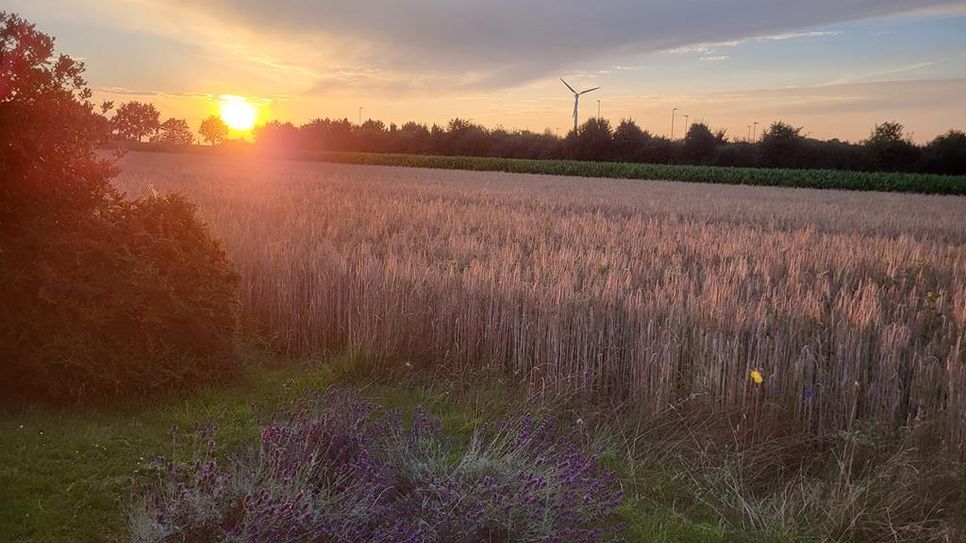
[
  {"xmin": 700, "ymin": 56, "xmax": 730, "ymax": 62},
  {"xmin": 43, "ymin": 0, "xmax": 966, "ymax": 94},
  {"xmin": 825, "ymin": 61, "xmax": 939, "ymax": 85}
]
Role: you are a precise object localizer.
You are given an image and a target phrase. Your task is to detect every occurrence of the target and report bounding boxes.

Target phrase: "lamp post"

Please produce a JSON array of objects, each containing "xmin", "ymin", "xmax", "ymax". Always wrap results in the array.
[
  {"xmin": 358, "ymin": 107, "xmax": 364, "ymax": 126},
  {"xmin": 596, "ymin": 99, "xmax": 601, "ymax": 120},
  {"xmin": 753, "ymin": 122, "xmax": 759, "ymax": 141},
  {"xmin": 671, "ymin": 108, "xmax": 678, "ymax": 139},
  {"xmin": 682, "ymin": 114, "xmax": 689, "ymax": 136},
  {"xmin": 747, "ymin": 125, "xmax": 752, "ymax": 141}
]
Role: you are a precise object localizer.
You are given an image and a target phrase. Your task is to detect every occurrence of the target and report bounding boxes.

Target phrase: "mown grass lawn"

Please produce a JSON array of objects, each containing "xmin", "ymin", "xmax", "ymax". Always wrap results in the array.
[{"xmin": 0, "ymin": 356, "xmax": 763, "ymax": 543}]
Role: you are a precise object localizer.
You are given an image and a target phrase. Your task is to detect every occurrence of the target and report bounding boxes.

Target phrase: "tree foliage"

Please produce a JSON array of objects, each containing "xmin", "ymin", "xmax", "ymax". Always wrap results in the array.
[
  {"xmin": 683, "ymin": 122, "xmax": 717, "ymax": 165},
  {"xmin": 917, "ymin": 130, "xmax": 966, "ymax": 175},
  {"xmin": 0, "ymin": 13, "xmax": 240, "ymax": 402},
  {"xmin": 199, "ymin": 114, "xmax": 229, "ymax": 145},
  {"xmin": 862, "ymin": 122, "xmax": 920, "ymax": 172},
  {"xmin": 113, "ymin": 100, "xmax": 161, "ymax": 142},
  {"xmin": 150, "ymin": 117, "xmax": 194, "ymax": 145},
  {"xmin": 247, "ymin": 114, "xmax": 966, "ymax": 176}
]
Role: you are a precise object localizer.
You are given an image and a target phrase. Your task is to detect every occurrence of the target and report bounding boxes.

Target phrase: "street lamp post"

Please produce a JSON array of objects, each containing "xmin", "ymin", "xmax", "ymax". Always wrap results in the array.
[
  {"xmin": 682, "ymin": 114, "xmax": 689, "ymax": 135},
  {"xmin": 671, "ymin": 108, "xmax": 678, "ymax": 139},
  {"xmin": 753, "ymin": 122, "xmax": 759, "ymax": 141},
  {"xmin": 358, "ymin": 107, "xmax": 364, "ymax": 126},
  {"xmin": 596, "ymin": 99, "xmax": 601, "ymax": 120},
  {"xmin": 747, "ymin": 125, "xmax": 752, "ymax": 141}
]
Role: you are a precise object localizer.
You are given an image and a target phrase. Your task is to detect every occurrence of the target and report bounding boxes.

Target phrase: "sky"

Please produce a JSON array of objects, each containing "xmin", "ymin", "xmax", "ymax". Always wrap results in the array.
[{"xmin": 9, "ymin": 0, "xmax": 966, "ymax": 142}]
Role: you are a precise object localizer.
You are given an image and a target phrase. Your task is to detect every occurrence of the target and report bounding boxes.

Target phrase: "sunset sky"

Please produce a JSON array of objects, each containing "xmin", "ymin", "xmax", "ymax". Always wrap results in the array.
[{"xmin": 11, "ymin": 0, "xmax": 966, "ymax": 142}]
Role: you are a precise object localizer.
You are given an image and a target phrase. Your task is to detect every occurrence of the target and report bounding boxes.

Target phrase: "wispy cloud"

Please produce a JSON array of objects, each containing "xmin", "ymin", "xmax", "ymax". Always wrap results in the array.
[
  {"xmin": 826, "ymin": 60, "xmax": 938, "ymax": 85},
  {"xmin": 700, "ymin": 56, "xmax": 730, "ymax": 62}
]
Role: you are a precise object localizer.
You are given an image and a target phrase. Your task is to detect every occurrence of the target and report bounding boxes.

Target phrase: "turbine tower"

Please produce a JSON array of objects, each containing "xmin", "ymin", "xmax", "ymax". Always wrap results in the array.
[{"xmin": 561, "ymin": 78, "xmax": 600, "ymax": 134}]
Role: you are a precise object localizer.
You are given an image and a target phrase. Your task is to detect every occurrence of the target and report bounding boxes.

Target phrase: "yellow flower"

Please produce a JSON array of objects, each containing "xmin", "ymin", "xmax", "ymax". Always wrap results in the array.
[{"xmin": 750, "ymin": 369, "xmax": 764, "ymax": 385}]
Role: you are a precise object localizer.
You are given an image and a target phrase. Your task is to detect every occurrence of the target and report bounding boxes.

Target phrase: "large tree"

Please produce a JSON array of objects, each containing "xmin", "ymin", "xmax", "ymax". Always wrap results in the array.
[
  {"xmin": 199, "ymin": 115, "xmax": 229, "ymax": 145},
  {"xmin": 0, "ymin": 12, "xmax": 239, "ymax": 402},
  {"xmin": 113, "ymin": 100, "xmax": 161, "ymax": 142}
]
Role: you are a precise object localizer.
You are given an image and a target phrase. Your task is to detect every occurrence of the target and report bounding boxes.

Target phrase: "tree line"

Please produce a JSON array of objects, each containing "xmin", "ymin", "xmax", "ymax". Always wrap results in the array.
[
  {"xmin": 102, "ymin": 100, "xmax": 231, "ymax": 145},
  {"xmin": 254, "ymin": 117, "xmax": 965, "ymax": 175},
  {"xmin": 108, "ymin": 98, "xmax": 965, "ymax": 175}
]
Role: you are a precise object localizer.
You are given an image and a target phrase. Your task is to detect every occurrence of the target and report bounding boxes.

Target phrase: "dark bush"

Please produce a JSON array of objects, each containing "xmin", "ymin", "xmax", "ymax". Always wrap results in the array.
[
  {"xmin": 0, "ymin": 12, "xmax": 240, "ymax": 402},
  {"xmin": 715, "ymin": 142, "xmax": 759, "ymax": 167},
  {"xmin": 918, "ymin": 130, "xmax": 966, "ymax": 175},
  {"xmin": 130, "ymin": 389, "xmax": 624, "ymax": 542}
]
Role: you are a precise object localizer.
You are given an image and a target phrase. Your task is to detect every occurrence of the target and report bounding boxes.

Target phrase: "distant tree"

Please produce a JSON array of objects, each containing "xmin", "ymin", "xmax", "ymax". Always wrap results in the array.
[
  {"xmin": 396, "ymin": 121, "xmax": 432, "ymax": 154},
  {"xmin": 715, "ymin": 142, "xmax": 759, "ymax": 167},
  {"xmin": 150, "ymin": 118, "xmax": 193, "ymax": 145},
  {"xmin": 760, "ymin": 121, "xmax": 806, "ymax": 168},
  {"xmin": 254, "ymin": 120, "xmax": 300, "ymax": 150},
  {"xmin": 611, "ymin": 119, "xmax": 649, "ymax": 162},
  {"xmin": 683, "ymin": 122, "xmax": 717, "ymax": 164},
  {"xmin": 445, "ymin": 118, "xmax": 489, "ymax": 156},
  {"xmin": 199, "ymin": 115, "xmax": 229, "ymax": 146},
  {"xmin": 862, "ymin": 121, "xmax": 919, "ymax": 172},
  {"xmin": 639, "ymin": 136, "xmax": 676, "ymax": 164},
  {"xmin": 568, "ymin": 118, "xmax": 612, "ymax": 161},
  {"xmin": 917, "ymin": 130, "xmax": 966, "ymax": 175},
  {"xmin": 357, "ymin": 118, "xmax": 388, "ymax": 152},
  {"xmin": 113, "ymin": 101, "xmax": 161, "ymax": 142}
]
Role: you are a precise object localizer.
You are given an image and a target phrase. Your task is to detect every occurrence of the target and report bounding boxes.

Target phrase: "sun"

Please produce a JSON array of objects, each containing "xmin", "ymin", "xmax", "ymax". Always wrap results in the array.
[{"xmin": 218, "ymin": 95, "xmax": 258, "ymax": 132}]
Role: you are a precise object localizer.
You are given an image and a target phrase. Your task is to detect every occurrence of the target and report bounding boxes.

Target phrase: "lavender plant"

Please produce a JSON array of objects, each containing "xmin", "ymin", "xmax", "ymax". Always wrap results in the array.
[{"xmin": 129, "ymin": 389, "xmax": 623, "ymax": 542}]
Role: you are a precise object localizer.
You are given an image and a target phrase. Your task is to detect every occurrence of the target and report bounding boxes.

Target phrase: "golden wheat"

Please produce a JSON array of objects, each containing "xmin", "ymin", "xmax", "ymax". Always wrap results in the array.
[{"xmin": 114, "ymin": 152, "xmax": 966, "ymax": 446}]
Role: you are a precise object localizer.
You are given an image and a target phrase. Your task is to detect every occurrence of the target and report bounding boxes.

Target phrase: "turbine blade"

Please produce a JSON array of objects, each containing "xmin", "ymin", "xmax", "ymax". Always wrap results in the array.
[
  {"xmin": 560, "ymin": 78, "xmax": 577, "ymax": 94},
  {"xmin": 579, "ymin": 87, "xmax": 600, "ymax": 95}
]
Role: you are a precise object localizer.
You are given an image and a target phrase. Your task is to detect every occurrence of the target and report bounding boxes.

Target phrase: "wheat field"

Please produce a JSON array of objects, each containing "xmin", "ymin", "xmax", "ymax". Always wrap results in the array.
[{"xmin": 114, "ymin": 152, "xmax": 966, "ymax": 446}]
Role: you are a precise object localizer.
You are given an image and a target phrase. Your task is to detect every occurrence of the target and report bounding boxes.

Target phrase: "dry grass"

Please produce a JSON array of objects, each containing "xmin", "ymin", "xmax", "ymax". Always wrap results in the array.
[{"xmin": 113, "ymin": 151, "xmax": 966, "ymax": 449}]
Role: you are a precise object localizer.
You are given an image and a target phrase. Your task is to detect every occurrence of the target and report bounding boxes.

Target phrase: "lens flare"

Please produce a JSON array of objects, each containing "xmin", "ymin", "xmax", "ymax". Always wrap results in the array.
[{"xmin": 218, "ymin": 95, "xmax": 257, "ymax": 131}]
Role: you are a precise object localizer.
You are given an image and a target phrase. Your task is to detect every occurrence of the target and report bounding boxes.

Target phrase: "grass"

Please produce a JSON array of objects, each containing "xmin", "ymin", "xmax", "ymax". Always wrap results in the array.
[
  {"xmin": 5, "ymin": 351, "xmax": 963, "ymax": 542},
  {"xmin": 0, "ymin": 355, "xmax": 790, "ymax": 543}
]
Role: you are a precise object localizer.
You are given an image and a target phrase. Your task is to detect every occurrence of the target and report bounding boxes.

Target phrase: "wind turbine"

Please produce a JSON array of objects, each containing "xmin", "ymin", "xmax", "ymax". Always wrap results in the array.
[{"xmin": 561, "ymin": 78, "xmax": 600, "ymax": 134}]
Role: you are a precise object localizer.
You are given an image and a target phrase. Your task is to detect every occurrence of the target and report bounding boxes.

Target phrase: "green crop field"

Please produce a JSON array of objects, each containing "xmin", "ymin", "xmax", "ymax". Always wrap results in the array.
[{"xmin": 269, "ymin": 150, "xmax": 966, "ymax": 194}]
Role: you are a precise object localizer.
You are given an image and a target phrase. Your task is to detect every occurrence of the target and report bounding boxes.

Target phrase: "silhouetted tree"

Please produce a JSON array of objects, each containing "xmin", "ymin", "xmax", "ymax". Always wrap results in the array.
[
  {"xmin": 446, "ymin": 118, "xmax": 490, "ymax": 156},
  {"xmin": 863, "ymin": 122, "xmax": 920, "ymax": 172},
  {"xmin": 917, "ymin": 130, "xmax": 966, "ymax": 175},
  {"xmin": 243, "ymin": 112, "xmax": 962, "ymax": 175},
  {"xmin": 199, "ymin": 115, "xmax": 228, "ymax": 146},
  {"xmin": 113, "ymin": 101, "xmax": 160, "ymax": 142},
  {"xmin": 611, "ymin": 119, "xmax": 649, "ymax": 162},
  {"xmin": 760, "ymin": 121, "xmax": 807, "ymax": 168},
  {"xmin": 715, "ymin": 142, "xmax": 759, "ymax": 167},
  {"xmin": 253, "ymin": 120, "xmax": 300, "ymax": 151},
  {"xmin": 568, "ymin": 118, "xmax": 612, "ymax": 161},
  {"xmin": 150, "ymin": 118, "xmax": 193, "ymax": 145},
  {"xmin": 683, "ymin": 122, "xmax": 717, "ymax": 164}
]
